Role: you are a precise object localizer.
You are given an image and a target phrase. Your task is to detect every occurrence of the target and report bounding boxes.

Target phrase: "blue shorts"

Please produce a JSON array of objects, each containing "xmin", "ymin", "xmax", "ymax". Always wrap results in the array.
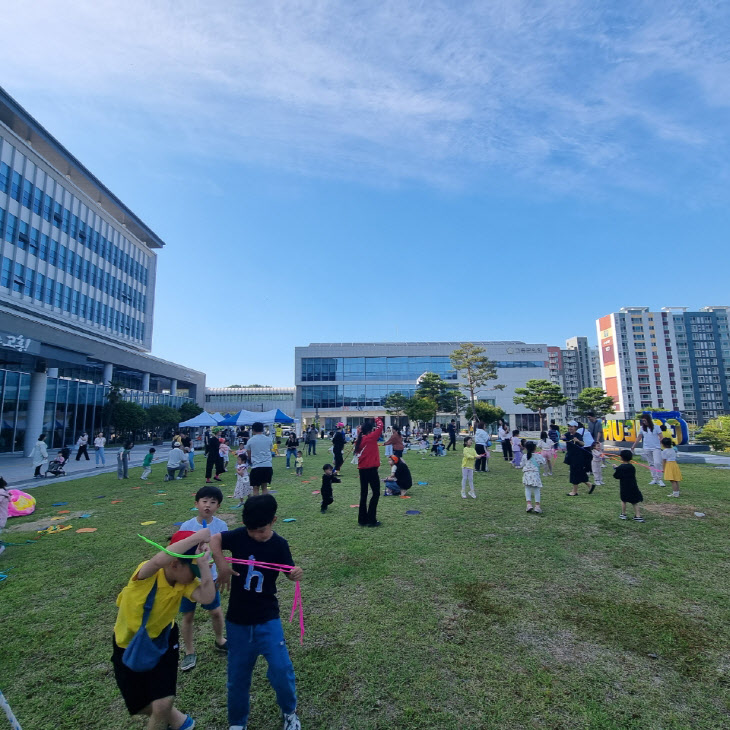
[{"xmin": 180, "ymin": 589, "xmax": 221, "ymax": 613}]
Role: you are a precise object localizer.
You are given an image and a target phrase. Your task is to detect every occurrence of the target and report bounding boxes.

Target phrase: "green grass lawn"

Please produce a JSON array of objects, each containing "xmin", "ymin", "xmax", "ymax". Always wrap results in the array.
[{"xmin": 1, "ymin": 445, "xmax": 730, "ymax": 729}]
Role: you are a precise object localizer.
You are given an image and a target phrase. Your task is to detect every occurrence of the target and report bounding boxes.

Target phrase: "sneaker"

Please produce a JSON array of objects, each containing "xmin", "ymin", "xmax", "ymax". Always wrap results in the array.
[
  {"xmin": 633, "ymin": 516, "xmax": 645, "ymax": 522},
  {"xmin": 366, "ymin": 521, "xmax": 381, "ymax": 528},
  {"xmin": 205, "ymin": 479, "xmax": 212, "ymax": 484},
  {"xmin": 461, "ymin": 492, "xmax": 467, "ymax": 499},
  {"xmin": 526, "ymin": 505, "xmax": 533, "ymax": 512},
  {"xmin": 174, "ymin": 715, "xmax": 195, "ymax": 730},
  {"xmin": 534, "ymin": 506, "xmax": 542, "ymax": 514},
  {"xmin": 619, "ymin": 514, "xmax": 627, "ymax": 520},
  {"xmin": 657, "ymin": 480, "xmax": 666, "ymax": 487},
  {"xmin": 588, "ymin": 484, "xmax": 596, "ymax": 494},
  {"xmin": 214, "ymin": 640, "xmax": 228, "ymax": 653},
  {"xmin": 181, "ymin": 653, "xmax": 197, "ymax": 671},
  {"xmin": 648, "ymin": 480, "xmax": 657, "ymax": 485},
  {"xmin": 213, "ymin": 477, "xmax": 222, "ymax": 482},
  {"xmin": 469, "ymin": 492, "xmax": 476, "ymax": 499},
  {"xmin": 283, "ymin": 712, "xmax": 301, "ymax": 730},
  {"xmin": 229, "ymin": 726, "xmax": 246, "ymax": 730}
]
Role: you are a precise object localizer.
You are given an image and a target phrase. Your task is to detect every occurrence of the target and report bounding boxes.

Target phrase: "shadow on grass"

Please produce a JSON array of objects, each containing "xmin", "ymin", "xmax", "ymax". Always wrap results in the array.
[{"xmin": 454, "ymin": 581, "xmax": 517, "ymax": 622}]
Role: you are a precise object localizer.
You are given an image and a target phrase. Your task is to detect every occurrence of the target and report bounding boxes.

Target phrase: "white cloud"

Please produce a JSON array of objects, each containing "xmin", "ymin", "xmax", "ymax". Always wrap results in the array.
[{"xmin": 2, "ymin": 0, "xmax": 729, "ymax": 195}]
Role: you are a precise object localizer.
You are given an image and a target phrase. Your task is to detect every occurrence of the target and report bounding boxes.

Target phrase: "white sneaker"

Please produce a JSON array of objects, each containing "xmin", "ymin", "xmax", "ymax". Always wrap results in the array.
[
  {"xmin": 667, "ymin": 492, "xmax": 680, "ymax": 498},
  {"xmin": 283, "ymin": 712, "xmax": 301, "ymax": 730},
  {"xmin": 469, "ymin": 491, "xmax": 476, "ymax": 499},
  {"xmin": 648, "ymin": 480, "xmax": 657, "ymax": 485},
  {"xmin": 658, "ymin": 480, "xmax": 666, "ymax": 486},
  {"xmin": 461, "ymin": 491, "xmax": 467, "ymax": 499}
]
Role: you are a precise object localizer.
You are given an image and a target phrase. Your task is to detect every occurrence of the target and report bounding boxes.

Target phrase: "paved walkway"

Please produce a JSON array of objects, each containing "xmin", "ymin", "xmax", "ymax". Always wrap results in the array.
[{"xmin": 0, "ymin": 442, "xmax": 199, "ymax": 490}]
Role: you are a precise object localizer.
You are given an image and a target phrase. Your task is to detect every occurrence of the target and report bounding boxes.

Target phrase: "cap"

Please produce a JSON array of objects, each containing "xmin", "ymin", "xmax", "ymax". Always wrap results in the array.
[
  {"xmin": 567, "ymin": 420, "xmax": 579, "ymax": 426},
  {"xmin": 168, "ymin": 530, "xmax": 202, "ymax": 578}
]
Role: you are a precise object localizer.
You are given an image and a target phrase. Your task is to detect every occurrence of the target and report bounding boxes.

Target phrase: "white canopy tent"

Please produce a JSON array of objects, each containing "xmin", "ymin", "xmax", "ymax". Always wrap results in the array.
[{"xmin": 178, "ymin": 411, "xmax": 220, "ymax": 428}]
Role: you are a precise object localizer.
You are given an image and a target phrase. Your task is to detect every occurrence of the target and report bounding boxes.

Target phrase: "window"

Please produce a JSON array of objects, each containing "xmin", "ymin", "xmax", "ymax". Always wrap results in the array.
[
  {"xmin": 34, "ymin": 273, "xmax": 44, "ymax": 300},
  {"xmin": 13, "ymin": 263, "xmax": 25, "ymax": 293},
  {"xmin": 4, "ymin": 213, "xmax": 17, "ymax": 242},
  {"xmin": 33, "ymin": 187, "xmax": 43, "ymax": 215},
  {"xmin": 22, "ymin": 179, "xmax": 33, "ymax": 207},
  {"xmin": 0, "ymin": 257, "xmax": 10, "ymax": 287},
  {"xmin": 10, "ymin": 171, "xmax": 21, "ymax": 201},
  {"xmin": 0, "ymin": 162, "xmax": 10, "ymax": 193},
  {"xmin": 44, "ymin": 277, "xmax": 54, "ymax": 305}
]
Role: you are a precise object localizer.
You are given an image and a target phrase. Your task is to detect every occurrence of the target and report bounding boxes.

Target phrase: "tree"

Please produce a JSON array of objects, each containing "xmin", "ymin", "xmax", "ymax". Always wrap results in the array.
[
  {"xmin": 416, "ymin": 373, "xmax": 467, "ymax": 416},
  {"xmin": 449, "ymin": 344, "xmax": 498, "ymax": 426},
  {"xmin": 227, "ymin": 384, "xmax": 243, "ymax": 388},
  {"xmin": 513, "ymin": 379, "xmax": 567, "ymax": 431},
  {"xmin": 465, "ymin": 402, "xmax": 506, "ymax": 427},
  {"xmin": 113, "ymin": 401, "xmax": 147, "ymax": 439},
  {"xmin": 179, "ymin": 402, "xmax": 204, "ymax": 421},
  {"xmin": 146, "ymin": 405, "xmax": 180, "ymax": 433},
  {"xmin": 696, "ymin": 416, "xmax": 730, "ymax": 452},
  {"xmin": 384, "ymin": 393, "xmax": 409, "ymax": 418},
  {"xmin": 405, "ymin": 397, "xmax": 438, "ymax": 425},
  {"xmin": 573, "ymin": 388, "xmax": 616, "ymax": 418}
]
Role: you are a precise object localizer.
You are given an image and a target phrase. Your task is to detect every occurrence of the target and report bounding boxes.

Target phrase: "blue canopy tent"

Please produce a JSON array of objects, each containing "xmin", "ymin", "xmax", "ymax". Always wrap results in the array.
[{"xmin": 218, "ymin": 409, "xmax": 297, "ymax": 426}]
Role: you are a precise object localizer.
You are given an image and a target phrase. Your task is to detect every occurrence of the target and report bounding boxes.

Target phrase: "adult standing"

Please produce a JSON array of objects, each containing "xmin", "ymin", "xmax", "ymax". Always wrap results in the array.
[
  {"xmin": 31, "ymin": 433, "xmax": 48, "ymax": 478},
  {"xmin": 94, "ymin": 432, "xmax": 106, "ymax": 467},
  {"xmin": 474, "ymin": 422, "xmax": 490, "ymax": 472},
  {"xmin": 586, "ymin": 414, "xmax": 604, "ymax": 444},
  {"xmin": 355, "ymin": 417, "xmax": 384, "ymax": 527},
  {"xmin": 285, "ymin": 431, "xmax": 299, "ymax": 469},
  {"xmin": 564, "ymin": 420, "xmax": 594, "ymax": 496},
  {"xmin": 631, "ymin": 414, "xmax": 665, "ymax": 486},
  {"xmin": 75, "ymin": 432, "xmax": 90, "ymax": 461},
  {"xmin": 446, "ymin": 420, "xmax": 457, "ymax": 451},
  {"xmin": 205, "ymin": 432, "xmax": 224, "ymax": 483},
  {"xmin": 384, "ymin": 425, "xmax": 404, "ymax": 457},
  {"xmin": 331, "ymin": 424, "xmax": 346, "ymax": 474},
  {"xmin": 247, "ymin": 421, "xmax": 274, "ymax": 495},
  {"xmin": 498, "ymin": 422, "xmax": 513, "ymax": 462},
  {"xmin": 307, "ymin": 425, "xmax": 318, "ymax": 456}
]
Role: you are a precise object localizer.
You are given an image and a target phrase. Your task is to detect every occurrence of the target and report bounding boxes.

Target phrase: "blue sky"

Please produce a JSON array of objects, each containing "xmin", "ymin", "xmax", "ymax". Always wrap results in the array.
[{"xmin": 2, "ymin": 1, "xmax": 729, "ymax": 386}]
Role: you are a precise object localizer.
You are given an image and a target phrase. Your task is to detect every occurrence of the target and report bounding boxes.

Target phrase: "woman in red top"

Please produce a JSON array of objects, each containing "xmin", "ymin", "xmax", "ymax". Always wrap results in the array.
[{"xmin": 355, "ymin": 417, "xmax": 384, "ymax": 527}]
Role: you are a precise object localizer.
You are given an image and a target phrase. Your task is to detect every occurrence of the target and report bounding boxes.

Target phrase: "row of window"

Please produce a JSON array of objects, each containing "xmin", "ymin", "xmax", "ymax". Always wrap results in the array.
[
  {"xmin": 0, "ymin": 155, "xmax": 148, "ymax": 286},
  {"xmin": 205, "ymin": 393, "xmax": 294, "ymax": 403},
  {"xmin": 0, "ymin": 206, "xmax": 147, "ymax": 314},
  {"xmin": 300, "ymin": 385, "xmax": 418, "ymax": 408},
  {"xmin": 0, "ymin": 256, "xmax": 145, "ymax": 340}
]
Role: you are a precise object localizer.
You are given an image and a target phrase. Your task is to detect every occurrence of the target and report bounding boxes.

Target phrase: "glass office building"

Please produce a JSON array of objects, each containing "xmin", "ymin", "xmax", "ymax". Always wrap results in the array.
[
  {"xmin": 0, "ymin": 87, "xmax": 204, "ymax": 453},
  {"xmin": 295, "ymin": 342, "xmax": 550, "ymax": 431}
]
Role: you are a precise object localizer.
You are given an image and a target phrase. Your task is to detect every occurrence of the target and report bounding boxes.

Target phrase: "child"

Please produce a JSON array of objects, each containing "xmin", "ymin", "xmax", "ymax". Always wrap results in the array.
[
  {"xmin": 0, "ymin": 476, "xmax": 10, "ymax": 556},
  {"xmin": 511, "ymin": 430, "xmax": 522, "ymax": 468},
  {"xmin": 111, "ymin": 528, "xmax": 214, "ymax": 730},
  {"xmin": 220, "ymin": 439, "xmax": 231, "ymax": 471},
  {"xmin": 661, "ymin": 437, "xmax": 683, "ymax": 497},
  {"xmin": 384, "ymin": 455, "xmax": 412, "ymax": 496},
  {"xmin": 521, "ymin": 441, "xmax": 545, "ymax": 513},
  {"xmin": 141, "ymin": 448, "xmax": 155, "ymax": 480},
  {"xmin": 212, "ymin": 495, "xmax": 303, "ymax": 730},
  {"xmin": 612, "ymin": 449, "xmax": 645, "ymax": 522},
  {"xmin": 590, "ymin": 441, "xmax": 605, "ymax": 492},
  {"xmin": 320, "ymin": 463, "xmax": 341, "ymax": 512},
  {"xmin": 295, "ymin": 451, "xmax": 304, "ymax": 476},
  {"xmin": 178, "ymin": 486, "xmax": 229, "ymax": 671},
  {"xmin": 536, "ymin": 432, "xmax": 554, "ymax": 476},
  {"xmin": 117, "ymin": 441, "xmax": 133, "ymax": 479},
  {"xmin": 547, "ymin": 424, "xmax": 561, "ymax": 452},
  {"xmin": 234, "ymin": 453, "xmax": 252, "ymax": 506},
  {"xmin": 461, "ymin": 436, "xmax": 477, "ymax": 499}
]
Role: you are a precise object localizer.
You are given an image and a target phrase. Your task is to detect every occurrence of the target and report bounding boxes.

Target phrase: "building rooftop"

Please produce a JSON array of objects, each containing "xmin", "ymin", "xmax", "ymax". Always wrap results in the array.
[
  {"xmin": 303, "ymin": 341, "xmax": 528, "ymax": 347},
  {"xmin": 0, "ymin": 86, "xmax": 166, "ymax": 250},
  {"xmin": 206, "ymin": 387, "xmax": 295, "ymax": 394}
]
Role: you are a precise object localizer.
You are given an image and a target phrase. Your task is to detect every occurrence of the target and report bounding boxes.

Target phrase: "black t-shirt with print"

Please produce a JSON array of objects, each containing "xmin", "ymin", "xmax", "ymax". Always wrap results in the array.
[{"xmin": 220, "ymin": 528, "xmax": 294, "ymax": 625}]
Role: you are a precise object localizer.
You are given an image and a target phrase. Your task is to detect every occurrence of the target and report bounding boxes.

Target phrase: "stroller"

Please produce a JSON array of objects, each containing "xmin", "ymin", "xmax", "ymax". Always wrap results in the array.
[{"xmin": 45, "ymin": 447, "xmax": 70, "ymax": 477}]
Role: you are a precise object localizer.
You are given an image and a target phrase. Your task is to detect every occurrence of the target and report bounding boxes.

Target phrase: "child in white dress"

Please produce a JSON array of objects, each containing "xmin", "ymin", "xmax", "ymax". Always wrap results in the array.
[
  {"xmin": 233, "ymin": 453, "xmax": 251, "ymax": 506},
  {"xmin": 590, "ymin": 441, "xmax": 605, "ymax": 492},
  {"xmin": 521, "ymin": 441, "xmax": 545, "ymax": 513}
]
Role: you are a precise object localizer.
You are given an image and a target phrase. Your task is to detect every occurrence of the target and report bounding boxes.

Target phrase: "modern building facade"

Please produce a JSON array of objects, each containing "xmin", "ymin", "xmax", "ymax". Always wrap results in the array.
[
  {"xmin": 205, "ymin": 387, "xmax": 295, "ymax": 415},
  {"xmin": 596, "ymin": 306, "xmax": 730, "ymax": 426},
  {"xmin": 295, "ymin": 341, "xmax": 550, "ymax": 431},
  {"xmin": 0, "ymin": 87, "xmax": 204, "ymax": 453},
  {"xmin": 547, "ymin": 336, "xmax": 601, "ymax": 423}
]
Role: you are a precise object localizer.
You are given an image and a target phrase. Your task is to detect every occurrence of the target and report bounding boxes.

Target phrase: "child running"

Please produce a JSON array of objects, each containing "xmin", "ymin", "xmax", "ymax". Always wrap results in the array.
[
  {"xmin": 536, "ymin": 432, "xmax": 554, "ymax": 476},
  {"xmin": 111, "ymin": 528, "xmax": 214, "ymax": 730},
  {"xmin": 320, "ymin": 463, "xmax": 341, "ymax": 512},
  {"xmin": 612, "ymin": 449, "xmax": 645, "ymax": 522},
  {"xmin": 661, "ymin": 437, "xmax": 683, "ymax": 497},
  {"xmin": 234, "ymin": 453, "xmax": 252, "ymax": 506},
  {"xmin": 461, "ymin": 436, "xmax": 477, "ymax": 499},
  {"xmin": 521, "ymin": 442, "xmax": 545, "ymax": 513},
  {"xmin": 141, "ymin": 448, "xmax": 155, "ymax": 480},
  {"xmin": 212, "ymin": 494, "xmax": 303, "ymax": 730},
  {"xmin": 511, "ymin": 430, "xmax": 522, "ymax": 468},
  {"xmin": 590, "ymin": 440, "xmax": 605, "ymax": 492},
  {"xmin": 178, "ymin": 486, "xmax": 229, "ymax": 672},
  {"xmin": 295, "ymin": 451, "xmax": 304, "ymax": 476}
]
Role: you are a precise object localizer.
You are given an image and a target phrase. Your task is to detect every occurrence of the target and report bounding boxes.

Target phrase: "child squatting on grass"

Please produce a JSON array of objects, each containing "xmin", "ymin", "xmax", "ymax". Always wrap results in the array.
[
  {"xmin": 211, "ymin": 494, "xmax": 303, "ymax": 730},
  {"xmin": 612, "ymin": 449, "xmax": 645, "ymax": 522},
  {"xmin": 661, "ymin": 437, "xmax": 683, "ymax": 497},
  {"xmin": 111, "ymin": 528, "xmax": 215, "ymax": 730},
  {"xmin": 178, "ymin": 486, "xmax": 230, "ymax": 672}
]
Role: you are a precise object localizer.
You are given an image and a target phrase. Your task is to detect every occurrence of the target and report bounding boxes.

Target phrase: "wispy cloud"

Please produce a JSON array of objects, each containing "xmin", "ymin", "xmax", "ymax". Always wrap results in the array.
[{"xmin": 2, "ymin": 0, "xmax": 729, "ymax": 195}]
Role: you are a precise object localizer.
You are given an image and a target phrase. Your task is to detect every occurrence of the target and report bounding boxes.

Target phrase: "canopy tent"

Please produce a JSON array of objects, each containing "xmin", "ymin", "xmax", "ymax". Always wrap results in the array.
[
  {"xmin": 211, "ymin": 412, "xmax": 225, "ymax": 423},
  {"xmin": 178, "ymin": 411, "xmax": 220, "ymax": 428},
  {"xmin": 218, "ymin": 408, "xmax": 297, "ymax": 427}
]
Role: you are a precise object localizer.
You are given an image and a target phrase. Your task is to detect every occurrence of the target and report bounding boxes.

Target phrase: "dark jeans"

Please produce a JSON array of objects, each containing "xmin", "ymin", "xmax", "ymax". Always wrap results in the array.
[
  {"xmin": 475, "ymin": 443, "xmax": 487, "ymax": 471},
  {"xmin": 358, "ymin": 466, "xmax": 380, "ymax": 525},
  {"xmin": 501, "ymin": 439, "xmax": 513, "ymax": 461},
  {"xmin": 393, "ymin": 449, "xmax": 404, "ymax": 458},
  {"xmin": 321, "ymin": 483, "xmax": 334, "ymax": 511},
  {"xmin": 205, "ymin": 455, "xmax": 223, "ymax": 479},
  {"xmin": 34, "ymin": 465, "xmax": 42, "ymax": 476},
  {"xmin": 333, "ymin": 449, "xmax": 344, "ymax": 472},
  {"xmin": 307, "ymin": 440, "xmax": 317, "ymax": 456},
  {"xmin": 76, "ymin": 444, "xmax": 90, "ymax": 460},
  {"xmin": 286, "ymin": 448, "xmax": 297, "ymax": 467},
  {"xmin": 447, "ymin": 435, "xmax": 457, "ymax": 450}
]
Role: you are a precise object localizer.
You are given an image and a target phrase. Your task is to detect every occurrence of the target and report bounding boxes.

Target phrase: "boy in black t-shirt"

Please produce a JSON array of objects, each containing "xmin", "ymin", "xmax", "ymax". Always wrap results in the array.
[
  {"xmin": 212, "ymin": 494, "xmax": 303, "ymax": 730},
  {"xmin": 320, "ymin": 463, "xmax": 341, "ymax": 513}
]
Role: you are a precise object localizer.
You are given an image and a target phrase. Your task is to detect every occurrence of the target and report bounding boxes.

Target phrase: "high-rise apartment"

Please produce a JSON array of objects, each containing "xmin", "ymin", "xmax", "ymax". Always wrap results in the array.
[
  {"xmin": 547, "ymin": 336, "xmax": 600, "ymax": 423},
  {"xmin": 596, "ymin": 306, "xmax": 730, "ymax": 426}
]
